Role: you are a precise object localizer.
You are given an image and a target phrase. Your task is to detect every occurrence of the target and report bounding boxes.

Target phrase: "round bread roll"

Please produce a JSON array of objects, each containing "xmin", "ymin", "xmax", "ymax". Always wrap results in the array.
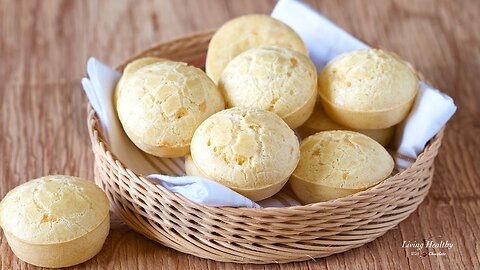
[
  {"xmin": 114, "ymin": 57, "xmax": 165, "ymax": 107},
  {"xmin": 219, "ymin": 46, "xmax": 317, "ymax": 129},
  {"xmin": 190, "ymin": 107, "xmax": 300, "ymax": 201},
  {"xmin": 290, "ymin": 131, "xmax": 394, "ymax": 203},
  {"xmin": 116, "ymin": 60, "xmax": 225, "ymax": 157},
  {"xmin": 206, "ymin": 14, "xmax": 307, "ymax": 83},
  {"xmin": 298, "ymin": 102, "xmax": 395, "ymax": 146},
  {"xmin": 318, "ymin": 49, "xmax": 418, "ymax": 129},
  {"xmin": 0, "ymin": 175, "xmax": 110, "ymax": 268}
]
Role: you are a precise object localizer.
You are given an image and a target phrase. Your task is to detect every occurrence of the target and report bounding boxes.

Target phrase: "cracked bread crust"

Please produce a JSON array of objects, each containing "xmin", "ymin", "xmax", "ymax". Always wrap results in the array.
[
  {"xmin": 114, "ymin": 57, "xmax": 165, "ymax": 107},
  {"xmin": 219, "ymin": 46, "xmax": 317, "ymax": 129},
  {"xmin": 117, "ymin": 60, "xmax": 225, "ymax": 157},
  {"xmin": 206, "ymin": 14, "xmax": 308, "ymax": 84},
  {"xmin": 292, "ymin": 131, "xmax": 394, "ymax": 189},
  {"xmin": 190, "ymin": 107, "xmax": 300, "ymax": 192},
  {"xmin": 318, "ymin": 49, "xmax": 418, "ymax": 129},
  {"xmin": 0, "ymin": 175, "xmax": 109, "ymax": 245}
]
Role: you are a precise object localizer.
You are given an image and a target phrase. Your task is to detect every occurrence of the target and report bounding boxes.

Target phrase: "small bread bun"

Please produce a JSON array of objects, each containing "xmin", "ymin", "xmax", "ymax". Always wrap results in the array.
[
  {"xmin": 318, "ymin": 49, "xmax": 418, "ymax": 129},
  {"xmin": 116, "ymin": 60, "xmax": 225, "ymax": 157},
  {"xmin": 0, "ymin": 175, "xmax": 110, "ymax": 268},
  {"xmin": 290, "ymin": 131, "xmax": 394, "ymax": 203},
  {"xmin": 190, "ymin": 107, "xmax": 300, "ymax": 201},
  {"xmin": 206, "ymin": 14, "xmax": 307, "ymax": 83},
  {"xmin": 219, "ymin": 46, "xmax": 317, "ymax": 129}
]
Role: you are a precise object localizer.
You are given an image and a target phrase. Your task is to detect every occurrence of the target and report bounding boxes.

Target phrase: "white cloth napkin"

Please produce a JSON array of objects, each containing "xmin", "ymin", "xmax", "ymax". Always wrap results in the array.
[
  {"xmin": 82, "ymin": 0, "xmax": 456, "ymax": 208},
  {"xmin": 149, "ymin": 174, "xmax": 260, "ymax": 207},
  {"xmin": 272, "ymin": 0, "xmax": 369, "ymax": 68}
]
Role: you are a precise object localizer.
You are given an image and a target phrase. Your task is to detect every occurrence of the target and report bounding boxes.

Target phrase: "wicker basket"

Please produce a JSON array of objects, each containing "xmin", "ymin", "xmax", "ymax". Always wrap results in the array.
[{"xmin": 87, "ymin": 30, "xmax": 444, "ymax": 264}]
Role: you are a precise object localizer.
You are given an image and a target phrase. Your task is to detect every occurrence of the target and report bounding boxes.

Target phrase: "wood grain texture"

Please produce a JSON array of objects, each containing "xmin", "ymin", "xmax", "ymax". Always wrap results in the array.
[{"xmin": 0, "ymin": 0, "xmax": 479, "ymax": 269}]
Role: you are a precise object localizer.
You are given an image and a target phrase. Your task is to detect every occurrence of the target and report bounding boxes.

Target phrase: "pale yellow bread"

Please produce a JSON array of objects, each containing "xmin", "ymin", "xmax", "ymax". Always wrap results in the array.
[
  {"xmin": 185, "ymin": 154, "xmax": 204, "ymax": 177},
  {"xmin": 290, "ymin": 131, "xmax": 394, "ymax": 203},
  {"xmin": 318, "ymin": 49, "xmax": 418, "ymax": 129},
  {"xmin": 206, "ymin": 14, "xmax": 308, "ymax": 83},
  {"xmin": 114, "ymin": 57, "xmax": 165, "ymax": 107},
  {"xmin": 219, "ymin": 46, "xmax": 317, "ymax": 129},
  {"xmin": 190, "ymin": 107, "xmax": 300, "ymax": 201},
  {"xmin": 117, "ymin": 60, "xmax": 225, "ymax": 157},
  {"xmin": 0, "ymin": 175, "xmax": 110, "ymax": 268},
  {"xmin": 298, "ymin": 101, "xmax": 395, "ymax": 146},
  {"xmin": 288, "ymin": 180, "xmax": 365, "ymax": 203},
  {"xmin": 185, "ymin": 154, "xmax": 288, "ymax": 201}
]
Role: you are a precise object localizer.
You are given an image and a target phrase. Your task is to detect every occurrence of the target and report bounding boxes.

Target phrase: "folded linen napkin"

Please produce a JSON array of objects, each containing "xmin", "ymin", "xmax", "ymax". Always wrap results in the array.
[{"xmin": 81, "ymin": 0, "xmax": 455, "ymax": 207}]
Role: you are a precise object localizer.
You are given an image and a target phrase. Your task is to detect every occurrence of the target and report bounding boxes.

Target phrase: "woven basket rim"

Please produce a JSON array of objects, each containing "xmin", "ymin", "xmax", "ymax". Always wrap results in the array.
[
  {"xmin": 87, "ymin": 31, "xmax": 445, "ymax": 213},
  {"xmin": 115, "ymin": 29, "xmax": 217, "ymax": 71}
]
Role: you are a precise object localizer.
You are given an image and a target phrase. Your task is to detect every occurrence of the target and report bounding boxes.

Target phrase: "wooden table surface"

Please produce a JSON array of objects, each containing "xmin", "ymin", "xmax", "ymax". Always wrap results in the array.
[{"xmin": 1, "ymin": 0, "xmax": 479, "ymax": 269}]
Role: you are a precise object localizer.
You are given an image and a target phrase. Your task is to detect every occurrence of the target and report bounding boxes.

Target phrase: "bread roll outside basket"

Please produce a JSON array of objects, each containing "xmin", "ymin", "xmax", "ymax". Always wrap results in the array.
[{"xmin": 88, "ymin": 30, "xmax": 444, "ymax": 264}]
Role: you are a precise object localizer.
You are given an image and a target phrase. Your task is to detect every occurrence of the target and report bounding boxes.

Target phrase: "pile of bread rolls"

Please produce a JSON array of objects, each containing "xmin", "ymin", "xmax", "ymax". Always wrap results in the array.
[{"xmin": 115, "ymin": 15, "xmax": 419, "ymax": 204}]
